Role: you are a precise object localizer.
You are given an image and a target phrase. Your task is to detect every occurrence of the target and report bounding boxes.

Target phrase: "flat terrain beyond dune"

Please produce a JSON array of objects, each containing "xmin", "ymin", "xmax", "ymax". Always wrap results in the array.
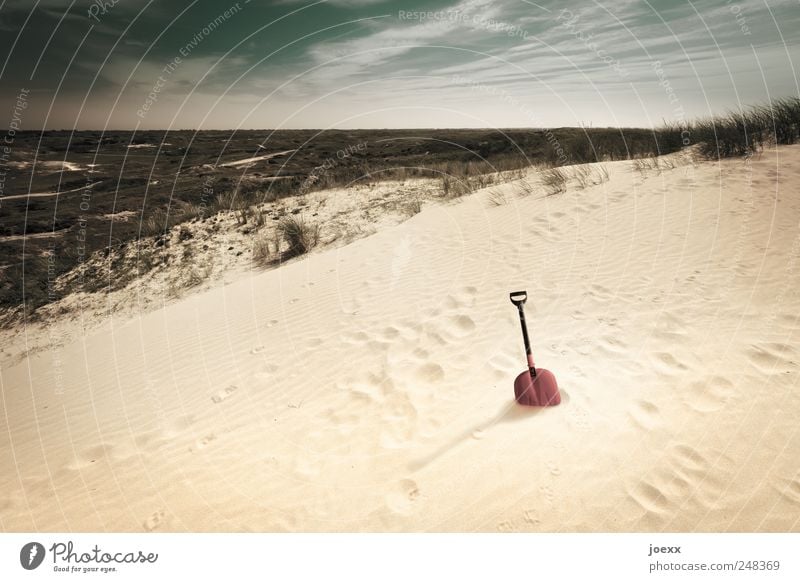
[{"xmin": 2, "ymin": 146, "xmax": 799, "ymax": 532}]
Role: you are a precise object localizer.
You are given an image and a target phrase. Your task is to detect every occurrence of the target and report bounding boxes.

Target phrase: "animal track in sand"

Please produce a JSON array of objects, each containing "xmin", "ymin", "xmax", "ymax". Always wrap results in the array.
[
  {"xmin": 546, "ymin": 460, "xmax": 562, "ymax": 477},
  {"xmin": 143, "ymin": 510, "xmax": 166, "ymax": 532},
  {"xmin": 265, "ymin": 319, "xmax": 279, "ymax": 328},
  {"xmin": 539, "ymin": 485, "xmax": 555, "ymax": 504},
  {"xmin": 211, "ymin": 385, "xmax": 238, "ymax": 403},
  {"xmin": 523, "ymin": 509, "xmax": 541, "ymax": 524},
  {"xmin": 251, "ymin": 345, "xmax": 266, "ymax": 355},
  {"xmin": 569, "ymin": 406, "xmax": 592, "ymax": 432},
  {"xmin": 497, "ymin": 520, "xmax": 517, "ymax": 532}
]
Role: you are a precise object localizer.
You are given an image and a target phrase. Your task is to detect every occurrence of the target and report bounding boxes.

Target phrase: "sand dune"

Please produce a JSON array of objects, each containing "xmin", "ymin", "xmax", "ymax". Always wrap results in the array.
[{"xmin": 1, "ymin": 146, "xmax": 799, "ymax": 532}]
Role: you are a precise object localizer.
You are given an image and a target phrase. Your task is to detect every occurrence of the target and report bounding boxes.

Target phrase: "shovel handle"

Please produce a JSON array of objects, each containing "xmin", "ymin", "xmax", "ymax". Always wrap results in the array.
[
  {"xmin": 509, "ymin": 291, "xmax": 527, "ymax": 306},
  {"xmin": 510, "ymin": 290, "xmax": 536, "ymax": 375}
]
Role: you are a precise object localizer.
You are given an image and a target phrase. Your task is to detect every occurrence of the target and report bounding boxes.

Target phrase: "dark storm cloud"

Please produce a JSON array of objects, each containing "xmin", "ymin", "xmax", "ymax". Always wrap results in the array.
[{"xmin": 0, "ymin": 0, "xmax": 798, "ymax": 129}]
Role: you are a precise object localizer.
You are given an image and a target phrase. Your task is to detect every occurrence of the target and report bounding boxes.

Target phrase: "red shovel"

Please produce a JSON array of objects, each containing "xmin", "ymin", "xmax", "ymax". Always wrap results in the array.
[{"xmin": 510, "ymin": 291, "xmax": 561, "ymax": 406}]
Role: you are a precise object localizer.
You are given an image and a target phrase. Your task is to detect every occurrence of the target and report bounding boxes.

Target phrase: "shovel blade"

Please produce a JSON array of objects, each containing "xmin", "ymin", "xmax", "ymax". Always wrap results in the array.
[{"xmin": 514, "ymin": 368, "xmax": 561, "ymax": 406}]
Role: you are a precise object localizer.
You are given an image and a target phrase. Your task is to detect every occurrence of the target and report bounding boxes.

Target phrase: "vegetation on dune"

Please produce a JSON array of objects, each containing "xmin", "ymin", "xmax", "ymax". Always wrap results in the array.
[
  {"xmin": 2, "ymin": 97, "xmax": 798, "ymax": 321},
  {"xmin": 276, "ymin": 216, "xmax": 320, "ymax": 258}
]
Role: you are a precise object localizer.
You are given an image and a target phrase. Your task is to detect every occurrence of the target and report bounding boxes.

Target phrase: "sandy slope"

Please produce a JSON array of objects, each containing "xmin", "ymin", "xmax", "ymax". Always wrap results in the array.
[{"xmin": 1, "ymin": 146, "xmax": 799, "ymax": 532}]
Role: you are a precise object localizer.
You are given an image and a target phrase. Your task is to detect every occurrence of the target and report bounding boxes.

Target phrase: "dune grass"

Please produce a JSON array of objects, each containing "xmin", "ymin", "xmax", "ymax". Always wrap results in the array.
[{"xmin": 276, "ymin": 216, "xmax": 320, "ymax": 258}]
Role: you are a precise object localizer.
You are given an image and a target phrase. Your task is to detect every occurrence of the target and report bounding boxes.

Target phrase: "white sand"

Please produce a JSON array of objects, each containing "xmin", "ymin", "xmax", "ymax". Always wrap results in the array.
[
  {"xmin": 219, "ymin": 149, "xmax": 297, "ymax": 168},
  {"xmin": 1, "ymin": 146, "xmax": 799, "ymax": 532}
]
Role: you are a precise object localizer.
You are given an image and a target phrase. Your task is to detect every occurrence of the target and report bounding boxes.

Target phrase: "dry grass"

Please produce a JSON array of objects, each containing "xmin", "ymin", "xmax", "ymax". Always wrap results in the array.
[
  {"xmin": 514, "ymin": 179, "xmax": 535, "ymax": 197},
  {"xmin": 277, "ymin": 216, "xmax": 320, "ymax": 257},
  {"xmin": 541, "ymin": 167, "xmax": 569, "ymax": 195},
  {"xmin": 252, "ymin": 233, "xmax": 273, "ymax": 265},
  {"xmin": 487, "ymin": 188, "xmax": 507, "ymax": 207},
  {"xmin": 402, "ymin": 196, "xmax": 422, "ymax": 217}
]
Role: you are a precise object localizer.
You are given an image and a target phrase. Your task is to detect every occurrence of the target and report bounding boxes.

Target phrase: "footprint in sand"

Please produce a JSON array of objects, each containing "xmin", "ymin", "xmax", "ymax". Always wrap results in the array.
[
  {"xmin": 747, "ymin": 343, "xmax": 794, "ymax": 373},
  {"xmin": 381, "ymin": 326, "xmax": 401, "ymax": 340},
  {"xmin": 653, "ymin": 352, "xmax": 688, "ymax": 374},
  {"xmin": 341, "ymin": 330, "xmax": 369, "ymax": 344},
  {"xmin": 687, "ymin": 376, "xmax": 734, "ymax": 412},
  {"xmin": 628, "ymin": 400, "xmax": 661, "ymax": 430},
  {"xmin": 415, "ymin": 362, "xmax": 445, "ymax": 383},
  {"xmin": 143, "ymin": 510, "xmax": 166, "ymax": 532},
  {"xmin": 629, "ymin": 482, "xmax": 671, "ymax": 514},
  {"xmin": 265, "ymin": 319, "xmax": 279, "ymax": 328},
  {"xmin": 412, "ymin": 348, "xmax": 429, "ymax": 360},
  {"xmin": 386, "ymin": 479, "xmax": 421, "ymax": 515},
  {"xmin": 251, "ymin": 345, "xmax": 266, "ymax": 355},
  {"xmin": 192, "ymin": 434, "xmax": 217, "ymax": 452},
  {"xmin": 776, "ymin": 476, "xmax": 800, "ymax": 504},
  {"xmin": 254, "ymin": 363, "xmax": 279, "ymax": 381},
  {"xmin": 211, "ymin": 385, "xmax": 238, "ymax": 404},
  {"xmin": 171, "ymin": 414, "xmax": 196, "ymax": 431}
]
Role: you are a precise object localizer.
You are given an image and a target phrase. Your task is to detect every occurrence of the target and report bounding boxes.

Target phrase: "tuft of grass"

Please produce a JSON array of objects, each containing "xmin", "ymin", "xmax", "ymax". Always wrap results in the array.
[
  {"xmin": 487, "ymin": 188, "xmax": 507, "ymax": 206},
  {"xmin": 253, "ymin": 208, "xmax": 268, "ymax": 228},
  {"xmin": 514, "ymin": 179, "xmax": 535, "ymax": 197},
  {"xmin": 540, "ymin": 167, "xmax": 568, "ymax": 195},
  {"xmin": 571, "ymin": 166, "xmax": 592, "ymax": 189},
  {"xmin": 277, "ymin": 216, "xmax": 320, "ymax": 257},
  {"xmin": 593, "ymin": 164, "xmax": 610, "ymax": 184},
  {"xmin": 252, "ymin": 233, "xmax": 272, "ymax": 265}
]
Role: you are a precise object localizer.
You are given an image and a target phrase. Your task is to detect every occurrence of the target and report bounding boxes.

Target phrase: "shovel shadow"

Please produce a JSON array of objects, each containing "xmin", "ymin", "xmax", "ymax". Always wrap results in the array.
[{"xmin": 408, "ymin": 388, "xmax": 570, "ymax": 473}]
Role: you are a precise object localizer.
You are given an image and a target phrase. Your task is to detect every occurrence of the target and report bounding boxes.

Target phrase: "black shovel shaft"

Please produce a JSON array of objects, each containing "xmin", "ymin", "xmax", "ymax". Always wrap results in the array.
[
  {"xmin": 517, "ymin": 305, "xmax": 532, "ymax": 355},
  {"xmin": 510, "ymin": 291, "xmax": 536, "ymax": 376}
]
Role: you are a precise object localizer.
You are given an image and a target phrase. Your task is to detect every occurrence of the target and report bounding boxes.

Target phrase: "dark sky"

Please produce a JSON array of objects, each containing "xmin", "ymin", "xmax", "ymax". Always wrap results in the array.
[{"xmin": 0, "ymin": 0, "xmax": 798, "ymax": 129}]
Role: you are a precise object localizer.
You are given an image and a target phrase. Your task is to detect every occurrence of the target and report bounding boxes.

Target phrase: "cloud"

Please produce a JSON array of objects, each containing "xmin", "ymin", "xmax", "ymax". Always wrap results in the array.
[{"xmin": 278, "ymin": 0, "xmax": 393, "ymax": 6}]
